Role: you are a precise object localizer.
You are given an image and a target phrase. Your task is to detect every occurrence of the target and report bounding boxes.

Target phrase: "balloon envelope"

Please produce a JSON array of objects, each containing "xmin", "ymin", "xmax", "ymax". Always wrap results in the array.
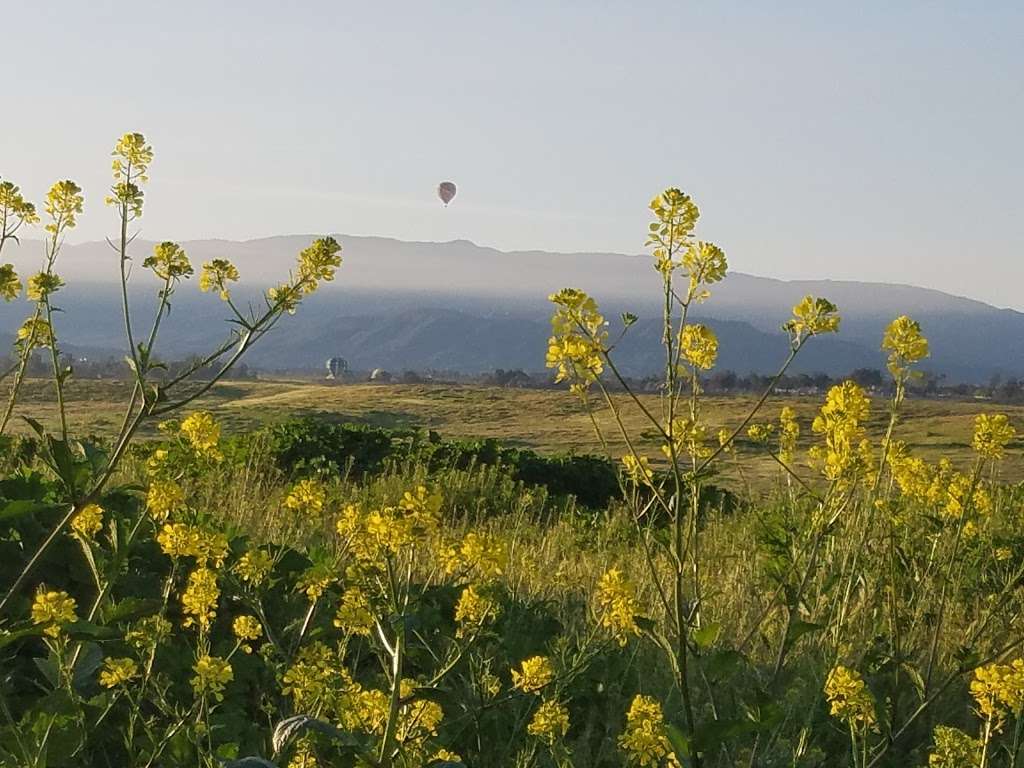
[{"xmin": 437, "ymin": 181, "xmax": 456, "ymax": 206}]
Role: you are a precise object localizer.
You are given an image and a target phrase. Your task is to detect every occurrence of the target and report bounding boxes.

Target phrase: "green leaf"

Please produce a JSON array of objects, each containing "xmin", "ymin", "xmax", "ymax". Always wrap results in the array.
[
  {"xmin": 692, "ymin": 622, "xmax": 721, "ymax": 649},
  {"xmin": 0, "ymin": 499, "xmax": 62, "ymax": 523},
  {"xmin": 786, "ymin": 620, "xmax": 824, "ymax": 647},
  {"xmin": 704, "ymin": 648, "xmax": 746, "ymax": 680},
  {"xmin": 664, "ymin": 723, "xmax": 691, "ymax": 759}
]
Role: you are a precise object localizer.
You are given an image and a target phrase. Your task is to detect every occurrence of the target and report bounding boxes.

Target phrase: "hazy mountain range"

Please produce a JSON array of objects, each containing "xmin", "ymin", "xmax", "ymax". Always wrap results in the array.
[{"xmin": 2, "ymin": 235, "xmax": 1021, "ymax": 382}]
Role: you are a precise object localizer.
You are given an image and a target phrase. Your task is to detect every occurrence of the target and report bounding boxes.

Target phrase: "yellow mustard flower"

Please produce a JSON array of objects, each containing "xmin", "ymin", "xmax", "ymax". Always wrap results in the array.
[
  {"xmin": 31, "ymin": 587, "xmax": 78, "ymax": 638},
  {"xmin": 191, "ymin": 654, "xmax": 233, "ymax": 701},
  {"xmin": 528, "ymin": 698, "xmax": 570, "ymax": 745},
  {"xmin": 513, "ymin": 656, "xmax": 555, "ymax": 694},
  {"xmin": 596, "ymin": 569, "xmax": 641, "ymax": 646},
  {"xmin": 99, "ymin": 657, "xmax": 139, "ymax": 688},
  {"xmin": 824, "ymin": 665, "xmax": 876, "ymax": 728}
]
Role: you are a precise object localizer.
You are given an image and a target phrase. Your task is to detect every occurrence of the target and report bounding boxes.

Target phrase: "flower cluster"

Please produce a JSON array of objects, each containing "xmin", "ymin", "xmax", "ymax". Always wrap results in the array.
[
  {"xmin": 622, "ymin": 454, "xmax": 654, "ymax": 486},
  {"xmin": 44, "ymin": 180, "xmax": 84, "ymax": 234},
  {"xmin": 882, "ymin": 315, "xmax": 929, "ymax": 379},
  {"xmin": 618, "ymin": 695, "xmax": 680, "ymax": 767},
  {"xmin": 784, "ymin": 295, "xmax": 840, "ymax": 342},
  {"xmin": 31, "ymin": 587, "xmax": 78, "ymax": 638},
  {"xmin": 106, "ymin": 133, "xmax": 153, "ymax": 218},
  {"xmin": 232, "ymin": 615, "xmax": 263, "ymax": 653},
  {"xmin": 199, "ymin": 258, "xmax": 240, "ymax": 301},
  {"xmin": 0, "ymin": 264, "xmax": 22, "ymax": 301},
  {"xmin": 928, "ymin": 725, "xmax": 981, "ymax": 768},
  {"xmin": 596, "ymin": 569, "xmax": 641, "ymax": 645},
  {"xmin": 662, "ymin": 416, "xmax": 711, "ymax": 461},
  {"xmin": 284, "ymin": 478, "xmax": 326, "ymax": 516},
  {"xmin": 970, "ymin": 659, "xmax": 1024, "ymax": 724},
  {"xmin": 810, "ymin": 381, "xmax": 872, "ymax": 482},
  {"xmin": 181, "ymin": 567, "xmax": 221, "ymax": 632},
  {"xmin": 233, "ymin": 548, "xmax": 274, "ymax": 587},
  {"xmin": 546, "ymin": 288, "xmax": 607, "ymax": 391},
  {"xmin": 528, "ymin": 698, "xmax": 570, "ymax": 745},
  {"xmin": 143, "ymin": 241, "xmax": 194, "ymax": 282},
  {"xmin": 179, "ymin": 411, "xmax": 222, "ymax": 459},
  {"xmin": 26, "ymin": 271, "xmax": 63, "ymax": 301},
  {"xmin": 972, "ymin": 413, "xmax": 1016, "ymax": 460},
  {"xmin": 824, "ymin": 665, "xmax": 876, "ymax": 728},
  {"xmin": 71, "ymin": 503, "xmax": 104, "ymax": 540},
  {"xmin": 99, "ymin": 657, "xmax": 139, "ymax": 688},
  {"xmin": 513, "ymin": 655, "xmax": 555, "ymax": 693},
  {"xmin": 679, "ymin": 323, "xmax": 719, "ymax": 370},
  {"xmin": 454, "ymin": 583, "xmax": 501, "ymax": 638},
  {"xmin": 191, "ymin": 654, "xmax": 233, "ymax": 701}
]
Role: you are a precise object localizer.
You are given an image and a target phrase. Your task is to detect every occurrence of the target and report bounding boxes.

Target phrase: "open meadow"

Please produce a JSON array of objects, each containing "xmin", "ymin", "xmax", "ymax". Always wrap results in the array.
[{"xmin": 10, "ymin": 377, "xmax": 1024, "ymax": 489}]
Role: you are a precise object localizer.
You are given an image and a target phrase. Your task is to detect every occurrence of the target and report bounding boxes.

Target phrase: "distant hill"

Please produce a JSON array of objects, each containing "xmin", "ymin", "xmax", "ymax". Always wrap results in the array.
[{"xmin": 2, "ymin": 235, "xmax": 1021, "ymax": 381}]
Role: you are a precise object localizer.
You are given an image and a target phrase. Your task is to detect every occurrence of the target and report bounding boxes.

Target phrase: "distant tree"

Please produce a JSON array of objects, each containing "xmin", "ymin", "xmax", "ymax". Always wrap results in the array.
[{"xmin": 850, "ymin": 368, "xmax": 884, "ymax": 389}]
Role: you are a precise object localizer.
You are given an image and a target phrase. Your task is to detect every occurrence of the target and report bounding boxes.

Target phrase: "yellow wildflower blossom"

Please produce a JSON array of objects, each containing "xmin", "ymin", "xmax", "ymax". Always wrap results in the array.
[
  {"xmin": 528, "ymin": 698, "xmax": 570, "ymax": 745},
  {"xmin": 99, "ymin": 657, "xmax": 138, "ymax": 688},
  {"xmin": 513, "ymin": 656, "xmax": 555, "ymax": 694},
  {"xmin": 596, "ymin": 569, "xmax": 640, "ymax": 645},
  {"xmin": 191, "ymin": 655, "xmax": 233, "ymax": 701},
  {"xmin": 31, "ymin": 587, "xmax": 78, "ymax": 638},
  {"xmin": 824, "ymin": 666, "xmax": 876, "ymax": 728}
]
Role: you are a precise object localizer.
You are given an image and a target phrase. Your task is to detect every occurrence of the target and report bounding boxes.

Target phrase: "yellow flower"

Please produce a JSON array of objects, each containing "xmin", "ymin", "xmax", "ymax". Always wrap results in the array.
[
  {"xmin": 546, "ymin": 288, "xmax": 607, "ymax": 389},
  {"xmin": 882, "ymin": 315, "xmax": 929, "ymax": 376},
  {"xmin": 26, "ymin": 271, "xmax": 63, "ymax": 301},
  {"xmin": 680, "ymin": 241, "xmax": 727, "ymax": 301},
  {"xmin": 181, "ymin": 567, "xmax": 220, "ymax": 632},
  {"xmin": 596, "ymin": 569, "xmax": 640, "ymax": 646},
  {"xmin": 810, "ymin": 381, "xmax": 871, "ymax": 481},
  {"xmin": 71, "ymin": 503, "xmax": 104, "ymax": 540},
  {"xmin": 747, "ymin": 423, "xmax": 775, "ymax": 444},
  {"xmin": 232, "ymin": 615, "xmax": 263, "ymax": 653},
  {"xmin": 44, "ymin": 180, "xmax": 84, "ymax": 233},
  {"xmin": 199, "ymin": 258, "xmax": 240, "ymax": 301},
  {"xmin": 971, "ymin": 660, "xmax": 1024, "ymax": 722},
  {"xmin": 0, "ymin": 264, "xmax": 22, "ymax": 301},
  {"xmin": 284, "ymin": 478, "xmax": 326, "ymax": 516},
  {"xmin": 622, "ymin": 454, "xmax": 654, "ymax": 486},
  {"xmin": 296, "ymin": 237, "xmax": 343, "ymax": 290},
  {"xmin": 16, "ymin": 316, "xmax": 54, "ymax": 349},
  {"xmin": 661, "ymin": 417, "xmax": 710, "ymax": 461},
  {"xmin": 191, "ymin": 654, "xmax": 233, "ymax": 701},
  {"xmin": 929, "ymin": 725, "xmax": 981, "ymax": 768},
  {"xmin": 784, "ymin": 295, "xmax": 840, "ymax": 340},
  {"xmin": 528, "ymin": 699, "xmax": 570, "ymax": 745},
  {"xmin": 824, "ymin": 666, "xmax": 876, "ymax": 728},
  {"xmin": 179, "ymin": 411, "xmax": 221, "ymax": 459},
  {"xmin": 454, "ymin": 584, "xmax": 501, "ymax": 638},
  {"xmin": 513, "ymin": 656, "xmax": 555, "ymax": 694},
  {"xmin": 125, "ymin": 615, "xmax": 172, "ymax": 650},
  {"xmin": 99, "ymin": 657, "xmax": 138, "ymax": 688},
  {"xmin": 146, "ymin": 479, "xmax": 185, "ymax": 522},
  {"xmin": 282, "ymin": 642, "xmax": 357, "ymax": 714},
  {"xmin": 234, "ymin": 548, "xmax": 274, "ymax": 587},
  {"xmin": 397, "ymin": 678, "xmax": 445, "ymax": 741},
  {"xmin": 778, "ymin": 406, "xmax": 800, "ymax": 463},
  {"xmin": 31, "ymin": 587, "xmax": 78, "ymax": 637},
  {"xmin": 972, "ymin": 413, "xmax": 1016, "ymax": 460},
  {"xmin": 268, "ymin": 282, "xmax": 302, "ymax": 314},
  {"xmin": 618, "ymin": 695, "xmax": 680, "ymax": 767},
  {"xmin": 333, "ymin": 587, "xmax": 375, "ymax": 636},
  {"xmin": 286, "ymin": 738, "xmax": 319, "ymax": 768},
  {"xmin": 0, "ymin": 180, "xmax": 39, "ymax": 229},
  {"xmin": 441, "ymin": 532, "xmax": 507, "ymax": 578},
  {"xmin": 143, "ymin": 241, "xmax": 193, "ymax": 281},
  {"xmin": 679, "ymin": 324, "xmax": 718, "ymax": 370}
]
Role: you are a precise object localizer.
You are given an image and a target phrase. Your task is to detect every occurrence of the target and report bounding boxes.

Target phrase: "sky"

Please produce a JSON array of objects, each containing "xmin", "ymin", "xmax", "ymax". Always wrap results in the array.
[{"xmin": 3, "ymin": 1, "xmax": 1023, "ymax": 308}]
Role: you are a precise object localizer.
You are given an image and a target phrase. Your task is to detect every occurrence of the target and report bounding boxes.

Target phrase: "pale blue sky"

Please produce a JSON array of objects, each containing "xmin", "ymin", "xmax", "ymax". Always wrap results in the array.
[{"xmin": 3, "ymin": 1, "xmax": 1022, "ymax": 308}]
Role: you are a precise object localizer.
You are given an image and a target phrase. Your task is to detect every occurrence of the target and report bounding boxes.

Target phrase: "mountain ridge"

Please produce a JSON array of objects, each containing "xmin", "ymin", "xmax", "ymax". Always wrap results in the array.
[{"xmin": 1, "ymin": 236, "xmax": 1021, "ymax": 381}]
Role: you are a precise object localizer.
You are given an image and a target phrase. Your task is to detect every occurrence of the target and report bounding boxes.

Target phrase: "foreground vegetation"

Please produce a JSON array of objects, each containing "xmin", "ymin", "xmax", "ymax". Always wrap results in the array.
[{"xmin": 0, "ymin": 136, "xmax": 1021, "ymax": 768}]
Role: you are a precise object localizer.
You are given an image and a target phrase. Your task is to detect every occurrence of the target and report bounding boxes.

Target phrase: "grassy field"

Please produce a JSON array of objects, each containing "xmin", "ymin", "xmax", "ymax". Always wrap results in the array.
[{"xmin": 12, "ymin": 377, "xmax": 1024, "ymax": 486}]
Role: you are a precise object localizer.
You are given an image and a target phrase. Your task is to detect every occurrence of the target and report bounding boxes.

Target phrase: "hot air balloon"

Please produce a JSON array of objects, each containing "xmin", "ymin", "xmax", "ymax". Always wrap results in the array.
[
  {"xmin": 325, "ymin": 356, "xmax": 348, "ymax": 380},
  {"xmin": 437, "ymin": 181, "xmax": 457, "ymax": 207}
]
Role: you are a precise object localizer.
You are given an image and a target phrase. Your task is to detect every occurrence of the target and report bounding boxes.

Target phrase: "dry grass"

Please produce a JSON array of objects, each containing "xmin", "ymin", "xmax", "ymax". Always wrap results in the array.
[{"xmin": 11, "ymin": 377, "xmax": 1024, "ymax": 487}]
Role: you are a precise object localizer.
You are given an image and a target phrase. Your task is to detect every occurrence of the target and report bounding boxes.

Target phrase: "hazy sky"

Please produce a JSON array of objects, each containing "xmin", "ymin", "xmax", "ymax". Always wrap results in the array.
[{"xmin": 4, "ymin": 2, "xmax": 1022, "ymax": 308}]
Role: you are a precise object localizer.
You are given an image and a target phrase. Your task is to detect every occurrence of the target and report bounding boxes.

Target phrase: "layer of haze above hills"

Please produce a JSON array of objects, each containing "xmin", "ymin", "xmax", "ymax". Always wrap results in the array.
[{"xmin": 3, "ymin": 236, "xmax": 1021, "ymax": 382}]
